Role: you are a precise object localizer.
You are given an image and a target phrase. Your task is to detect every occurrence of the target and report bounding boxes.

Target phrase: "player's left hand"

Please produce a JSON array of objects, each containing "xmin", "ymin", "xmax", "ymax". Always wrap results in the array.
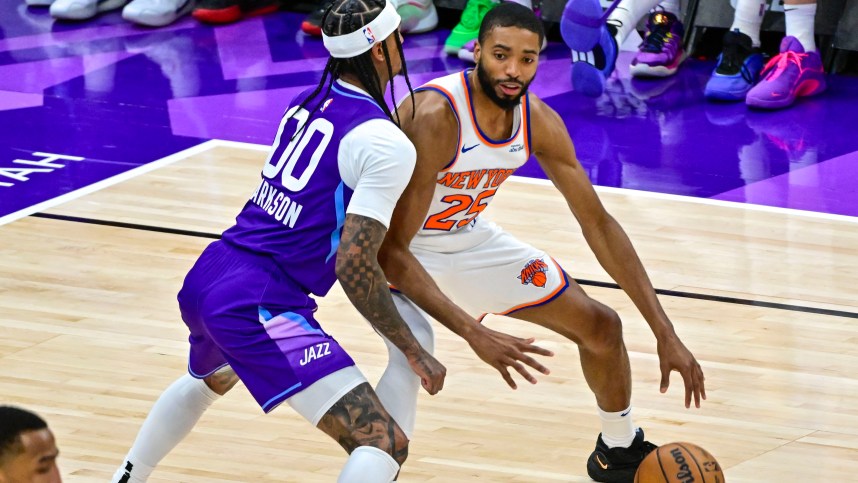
[{"xmin": 656, "ymin": 333, "xmax": 706, "ymax": 408}]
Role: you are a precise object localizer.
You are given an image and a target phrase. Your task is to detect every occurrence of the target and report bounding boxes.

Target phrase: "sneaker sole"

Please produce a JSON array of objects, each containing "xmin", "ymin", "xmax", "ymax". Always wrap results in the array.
[
  {"xmin": 193, "ymin": 4, "xmax": 240, "ymax": 23},
  {"xmin": 704, "ymin": 89, "xmax": 748, "ymax": 102},
  {"xmin": 122, "ymin": 0, "xmax": 193, "ymax": 27},
  {"xmin": 746, "ymin": 77, "xmax": 827, "ymax": 109},
  {"xmin": 630, "ymin": 50, "xmax": 685, "ymax": 78},
  {"xmin": 629, "ymin": 63, "xmax": 679, "ymax": 77},
  {"xmin": 51, "ymin": 0, "xmax": 128, "ymax": 19},
  {"xmin": 301, "ymin": 21, "xmax": 321, "ymax": 36},
  {"xmin": 572, "ymin": 62, "xmax": 605, "ymax": 97},
  {"xmin": 193, "ymin": 2, "xmax": 276, "ymax": 24},
  {"xmin": 458, "ymin": 47, "xmax": 474, "ymax": 63},
  {"xmin": 560, "ymin": 0, "xmax": 605, "ymax": 51},
  {"xmin": 398, "ymin": 1, "xmax": 437, "ymax": 34}
]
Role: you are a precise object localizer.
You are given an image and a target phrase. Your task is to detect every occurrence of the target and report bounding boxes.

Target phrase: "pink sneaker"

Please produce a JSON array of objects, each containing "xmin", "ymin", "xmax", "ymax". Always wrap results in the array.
[
  {"xmin": 745, "ymin": 36, "xmax": 826, "ymax": 110},
  {"xmin": 629, "ymin": 10, "xmax": 685, "ymax": 77}
]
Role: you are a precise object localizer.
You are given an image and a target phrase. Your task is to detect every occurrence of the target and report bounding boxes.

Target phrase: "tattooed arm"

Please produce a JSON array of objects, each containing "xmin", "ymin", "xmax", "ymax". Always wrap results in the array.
[{"xmin": 335, "ymin": 213, "xmax": 446, "ymax": 395}]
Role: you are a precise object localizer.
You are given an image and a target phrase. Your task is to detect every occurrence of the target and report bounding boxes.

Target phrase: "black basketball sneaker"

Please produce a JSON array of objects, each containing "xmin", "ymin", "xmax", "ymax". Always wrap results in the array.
[{"xmin": 587, "ymin": 428, "xmax": 658, "ymax": 483}]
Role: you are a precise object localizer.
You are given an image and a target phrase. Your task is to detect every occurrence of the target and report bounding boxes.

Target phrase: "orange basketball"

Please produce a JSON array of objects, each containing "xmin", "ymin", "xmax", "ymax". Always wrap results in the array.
[
  {"xmin": 531, "ymin": 271, "xmax": 547, "ymax": 287},
  {"xmin": 635, "ymin": 442, "xmax": 725, "ymax": 483}
]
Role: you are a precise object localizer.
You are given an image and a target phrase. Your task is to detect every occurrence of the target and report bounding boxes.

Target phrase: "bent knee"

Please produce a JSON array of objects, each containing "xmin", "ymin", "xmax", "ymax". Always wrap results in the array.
[
  {"xmin": 204, "ymin": 367, "xmax": 239, "ymax": 395},
  {"xmin": 582, "ymin": 302, "xmax": 623, "ymax": 353}
]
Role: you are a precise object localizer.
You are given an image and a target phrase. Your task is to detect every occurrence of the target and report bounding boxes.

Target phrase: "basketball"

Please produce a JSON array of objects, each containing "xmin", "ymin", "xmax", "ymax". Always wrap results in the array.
[
  {"xmin": 635, "ymin": 442, "xmax": 724, "ymax": 483},
  {"xmin": 531, "ymin": 271, "xmax": 547, "ymax": 287}
]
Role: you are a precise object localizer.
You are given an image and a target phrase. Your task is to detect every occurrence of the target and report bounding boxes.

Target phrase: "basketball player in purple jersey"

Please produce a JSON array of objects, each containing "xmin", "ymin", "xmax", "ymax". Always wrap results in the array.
[
  {"xmin": 377, "ymin": 4, "xmax": 707, "ymax": 482},
  {"xmin": 112, "ymin": 0, "xmax": 554, "ymax": 480},
  {"xmin": 111, "ymin": 1, "xmax": 445, "ymax": 481}
]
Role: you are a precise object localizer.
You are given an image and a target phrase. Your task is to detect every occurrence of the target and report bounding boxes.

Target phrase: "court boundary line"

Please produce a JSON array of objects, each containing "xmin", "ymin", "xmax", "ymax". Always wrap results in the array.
[
  {"xmin": 25, "ymin": 213, "xmax": 858, "ymax": 320},
  {"xmin": 8, "ymin": 137, "xmax": 850, "ymax": 225},
  {"xmin": 12, "ymin": 139, "xmax": 858, "ymax": 319},
  {"xmin": 0, "ymin": 140, "xmax": 220, "ymax": 227},
  {"xmin": 219, "ymin": 139, "xmax": 858, "ymax": 224},
  {"xmin": 509, "ymin": 175, "xmax": 858, "ymax": 224}
]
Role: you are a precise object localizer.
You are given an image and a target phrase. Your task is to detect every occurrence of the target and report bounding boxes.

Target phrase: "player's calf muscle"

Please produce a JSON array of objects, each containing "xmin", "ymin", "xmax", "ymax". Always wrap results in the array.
[{"xmin": 317, "ymin": 383, "xmax": 409, "ymax": 464}]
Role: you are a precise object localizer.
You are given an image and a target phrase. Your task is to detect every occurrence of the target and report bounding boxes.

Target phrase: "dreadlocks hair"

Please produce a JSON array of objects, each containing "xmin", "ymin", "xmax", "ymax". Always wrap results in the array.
[
  {"xmin": 478, "ymin": 2, "xmax": 545, "ymax": 46},
  {"xmin": 0, "ymin": 406, "xmax": 48, "ymax": 465},
  {"xmin": 291, "ymin": 0, "xmax": 416, "ymax": 133}
]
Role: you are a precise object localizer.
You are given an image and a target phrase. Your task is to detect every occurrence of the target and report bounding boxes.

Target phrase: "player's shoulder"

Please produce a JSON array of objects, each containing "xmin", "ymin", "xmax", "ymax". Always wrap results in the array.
[
  {"xmin": 525, "ymin": 92, "xmax": 558, "ymax": 122},
  {"xmin": 401, "ymin": 90, "xmax": 457, "ymax": 135},
  {"xmin": 348, "ymin": 118, "xmax": 411, "ymax": 149}
]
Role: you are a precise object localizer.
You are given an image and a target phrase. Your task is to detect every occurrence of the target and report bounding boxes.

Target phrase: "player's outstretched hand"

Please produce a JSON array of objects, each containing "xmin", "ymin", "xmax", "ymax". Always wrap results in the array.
[
  {"xmin": 407, "ymin": 349, "xmax": 446, "ymax": 395},
  {"xmin": 469, "ymin": 325, "xmax": 554, "ymax": 389},
  {"xmin": 657, "ymin": 333, "xmax": 706, "ymax": 408}
]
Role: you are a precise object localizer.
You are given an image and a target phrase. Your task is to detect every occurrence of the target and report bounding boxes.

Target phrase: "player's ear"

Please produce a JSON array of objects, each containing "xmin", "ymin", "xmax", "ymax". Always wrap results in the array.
[
  {"xmin": 473, "ymin": 41, "xmax": 482, "ymax": 63},
  {"xmin": 370, "ymin": 37, "xmax": 390, "ymax": 63}
]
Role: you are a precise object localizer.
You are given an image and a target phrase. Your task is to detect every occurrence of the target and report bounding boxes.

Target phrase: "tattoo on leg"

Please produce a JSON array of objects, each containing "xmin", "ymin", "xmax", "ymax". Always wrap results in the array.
[
  {"xmin": 205, "ymin": 367, "xmax": 239, "ymax": 395},
  {"xmin": 317, "ymin": 383, "xmax": 408, "ymax": 465}
]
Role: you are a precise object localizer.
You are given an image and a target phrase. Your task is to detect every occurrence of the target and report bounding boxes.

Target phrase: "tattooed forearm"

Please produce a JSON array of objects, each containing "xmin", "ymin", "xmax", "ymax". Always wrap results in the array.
[{"xmin": 335, "ymin": 214, "xmax": 421, "ymax": 359}]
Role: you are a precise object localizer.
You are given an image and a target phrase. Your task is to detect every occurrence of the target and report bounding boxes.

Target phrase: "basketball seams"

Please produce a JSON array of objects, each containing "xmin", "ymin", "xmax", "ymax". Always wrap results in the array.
[
  {"xmin": 675, "ymin": 442, "xmax": 707, "ymax": 481},
  {"xmin": 655, "ymin": 447, "xmax": 670, "ymax": 482}
]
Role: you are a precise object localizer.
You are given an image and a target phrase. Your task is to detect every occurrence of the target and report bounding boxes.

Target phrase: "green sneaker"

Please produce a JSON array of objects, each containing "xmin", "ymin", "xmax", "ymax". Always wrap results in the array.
[{"xmin": 444, "ymin": 0, "xmax": 498, "ymax": 55}]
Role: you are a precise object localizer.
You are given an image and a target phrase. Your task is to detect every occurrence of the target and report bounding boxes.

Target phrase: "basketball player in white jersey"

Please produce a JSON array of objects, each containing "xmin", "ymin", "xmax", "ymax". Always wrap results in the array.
[{"xmin": 376, "ymin": 3, "xmax": 706, "ymax": 482}]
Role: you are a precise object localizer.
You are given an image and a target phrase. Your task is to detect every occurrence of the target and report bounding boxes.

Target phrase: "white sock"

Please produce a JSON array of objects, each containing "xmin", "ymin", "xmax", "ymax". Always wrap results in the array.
[
  {"xmin": 598, "ymin": 405, "xmax": 636, "ymax": 448},
  {"xmin": 338, "ymin": 446, "xmax": 400, "ymax": 483},
  {"xmin": 608, "ymin": 0, "xmax": 664, "ymax": 47},
  {"xmin": 374, "ymin": 295, "xmax": 434, "ymax": 439},
  {"xmin": 730, "ymin": 0, "xmax": 766, "ymax": 47},
  {"xmin": 658, "ymin": 0, "xmax": 680, "ymax": 16},
  {"xmin": 785, "ymin": 2, "xmax": 817, "ymax": 52},
  {"xmin": 111, "ymin": 374, "xmax": 220, "ymax": 483}
]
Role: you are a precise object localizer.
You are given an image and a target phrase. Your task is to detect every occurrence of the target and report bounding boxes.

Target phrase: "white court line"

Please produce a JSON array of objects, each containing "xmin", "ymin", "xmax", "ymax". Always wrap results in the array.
[
  {"xmin": 212, "ymin": 139, "xmax": 271, "ymax": 152},
  {"xmin": 4, "ymin": 138, "xmax": 856, "ymax": 227},
  {"xmin": 0, "ymin": 140, "xmax": 220, "ymax": 227},
  {"xmin": 508, "ymin": 175, "xmax": 858, "ymax": 224},
  {"xmin": 213, "ymin": 139, "xmax": 858, "ymax": 224}
]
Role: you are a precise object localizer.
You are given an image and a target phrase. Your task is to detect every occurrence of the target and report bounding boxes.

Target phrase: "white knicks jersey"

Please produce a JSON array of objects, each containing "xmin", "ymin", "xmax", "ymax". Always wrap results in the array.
[{"xmin": 415, "ymin": 70, "xmax": 532, "ymax": 237}]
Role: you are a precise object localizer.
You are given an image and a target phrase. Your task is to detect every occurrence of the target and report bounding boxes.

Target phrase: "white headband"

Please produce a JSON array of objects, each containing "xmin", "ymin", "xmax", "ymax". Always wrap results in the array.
[{"xmin": 322, "ymin": 0, "xmax": 401, "ymax": 59}]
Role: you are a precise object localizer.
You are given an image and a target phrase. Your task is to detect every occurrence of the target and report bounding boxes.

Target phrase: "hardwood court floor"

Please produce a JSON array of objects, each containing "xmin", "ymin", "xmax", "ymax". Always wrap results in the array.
[{"xmin": 2, "ymin": 144, "xmax": 857, "ymax": 482}]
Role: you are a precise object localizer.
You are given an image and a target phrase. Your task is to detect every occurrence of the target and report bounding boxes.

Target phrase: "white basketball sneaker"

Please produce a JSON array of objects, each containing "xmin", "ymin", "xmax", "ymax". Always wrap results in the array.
[
  {"xmin": 123, "ymin": 0, "xmax": 193, "ymax": 26},
  {"xmin": 50, "ymin": 0, "xmax": 129, "ymax": 20},
  {"xmin": 26, "ymin": 0, "xmax": 57, "ymax": 7},
  {"xmin": 393, "ymin": 0, "xmax": 438, "ymax": 34}
]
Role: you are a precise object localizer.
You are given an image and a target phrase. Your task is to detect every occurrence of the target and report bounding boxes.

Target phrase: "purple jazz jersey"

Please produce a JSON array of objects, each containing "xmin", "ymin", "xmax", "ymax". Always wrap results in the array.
[
  {"xmin": 180, "ymin": 84, "xmax": 392, "ymax": 412},
  {"xmin": 179, "ymin": 242, "xmax": 356, "ymax": 413},
  {"xmin": 222, "ymin": 83, "xmax": 392, "ymax": 297}
]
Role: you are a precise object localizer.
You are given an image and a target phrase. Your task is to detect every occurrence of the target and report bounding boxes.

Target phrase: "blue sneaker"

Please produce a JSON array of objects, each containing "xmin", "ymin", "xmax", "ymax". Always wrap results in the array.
[
  {"xmin": 704, "ymin": 29, "xmax": 764, "ymax": 102},
  {"xmin": 561, "ymin": 0, "xmax": 619, "ymax": 97}
]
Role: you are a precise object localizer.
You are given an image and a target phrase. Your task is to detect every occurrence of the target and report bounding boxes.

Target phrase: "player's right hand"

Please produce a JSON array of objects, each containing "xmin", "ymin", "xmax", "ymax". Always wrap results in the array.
[
  {"xmin": 468, "ymin": 325, "xmax": 553, "ymax": 389},
  {"xmin": 407, "ymin": 350, "xmax": 446, "ymax": 395}
]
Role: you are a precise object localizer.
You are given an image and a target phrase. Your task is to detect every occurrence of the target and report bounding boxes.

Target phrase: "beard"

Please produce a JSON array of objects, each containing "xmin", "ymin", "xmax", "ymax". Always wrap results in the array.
[{"xmin": 476, "ymin": 58, "xmax": 534, "ymax": 111}]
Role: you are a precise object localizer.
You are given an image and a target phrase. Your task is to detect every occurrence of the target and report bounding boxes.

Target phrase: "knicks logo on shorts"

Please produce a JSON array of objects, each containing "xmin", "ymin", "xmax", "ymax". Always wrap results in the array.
[{"xmin": 518, "ymin": 258, "xmax": 549, "ymax": 287}]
